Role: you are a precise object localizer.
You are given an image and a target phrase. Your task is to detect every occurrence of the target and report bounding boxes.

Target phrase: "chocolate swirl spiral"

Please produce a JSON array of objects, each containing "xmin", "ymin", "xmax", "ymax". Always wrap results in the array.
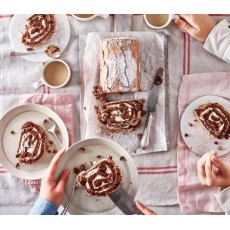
[
  {"xmin": 76, "ymin": 157, "xmax": 122, "ymax": 197},
  {"xmin": 95, "ymin": 99, "xmax": 145, "ymax": 133},
  {"xmin": 16, "ymin": 121, "xmax": 48, "ymax": 164},
  {"xmin": 21, "ymin": 14, "xmax": 56, "ymax": 49},
  {"xmin": 195, "ymin": 103, "xmax": 230, "ymax": 139}
]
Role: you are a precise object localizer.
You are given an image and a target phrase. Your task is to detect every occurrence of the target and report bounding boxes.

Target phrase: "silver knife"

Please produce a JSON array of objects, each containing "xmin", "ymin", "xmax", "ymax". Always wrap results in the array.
[
  {"xmin": 109, "ymin": 187, "xmax": 143, "ymax": 215},
  {"xmin": 140, "ymin": 68, "xmax": 163, "ymax": 149}
]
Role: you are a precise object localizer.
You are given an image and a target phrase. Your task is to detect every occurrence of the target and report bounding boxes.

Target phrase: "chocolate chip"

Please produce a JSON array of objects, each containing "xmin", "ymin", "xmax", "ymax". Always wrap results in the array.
[{"xmin": 11, "ymin": 131, "xmax": 15, "ymax": 134}]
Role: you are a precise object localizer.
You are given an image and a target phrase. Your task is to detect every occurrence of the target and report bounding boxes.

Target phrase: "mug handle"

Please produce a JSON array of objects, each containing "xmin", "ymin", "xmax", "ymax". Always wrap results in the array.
[
  {"xmin": 172, "ymin": 14, "xmax": 180, "ymax": 20},
  {"xmin": 33, "ymin": 79, "xmax": 44, "ymax": 90}
]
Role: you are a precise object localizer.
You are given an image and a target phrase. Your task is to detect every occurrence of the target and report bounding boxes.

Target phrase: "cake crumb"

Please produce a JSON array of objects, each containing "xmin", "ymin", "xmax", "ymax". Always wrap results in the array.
[
  {"xmin": 185, "ymin": 133, "xmax": 189, "ymax": 137},
  {"xmin": 11, "ymin": 130, "xmax": 15, "ymax": 134},
  {"xmin": 120, "ymin": 156, "xmax": 126, "ymax": 161},
  {"xmin": 97, "ymin": 155, "xmax": 102, "ymax": 159},
  {"xmin": 214, "ymin": 141, "xmax": 218, "ymax": 145},
  {"xmin": 74, "ymin": 167, "xmax": 80, "ymax": 175},
  {"xmin": 154, "ymin": 67, "xmax": 164, "ymax": 85},
  {"xmin": 137, "ymin": 133, "xmax": 142, "ymax": 140},
  {"xmin": 16, "ymin": 163, "xmax": 20, "ymax": 169},
  {"xmin": 218, "ymin": 146, "xmax": 223, "ymax": 150},
  {"xmin": 53, "ymin": 149, "xmax": 57, "ymax": 154},
  {"xmin": 49, "ymin": 140, "xmax": 54, "ymax": 145},
  {"xmin": 48, "ymin": 149, "xmax": 52, "ymax": 153},
  {"xmin": 79, "ymin": 163, "xmax": 86, "ymax": 172},
  {"xmin": 79, "ymin": 147, "xmax": 85, "ymax": 153},
  {"xmin": 84, "ymin": 107, "xmax": 86, "ymax": 110},
  {"xmin": 194, "ymin": 119, "xmax": 198, "ymax": 122},
  {"xmin": 189, "ymin": 123, "xmax": 193, "ymax": 127}
]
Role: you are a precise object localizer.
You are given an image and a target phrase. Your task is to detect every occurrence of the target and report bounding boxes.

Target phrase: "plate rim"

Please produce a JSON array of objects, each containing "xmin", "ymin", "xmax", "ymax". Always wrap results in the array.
[
  {"xmin": 0, "ymin": 103, "xmax": 69, "ymax": 180},
  {"xmin": 55, "ymin": 137, "xmax": 138, "ymax": 215},
  {"xmin": 180, "ymin": 95, "xmax": 230, "ymax": 156}
]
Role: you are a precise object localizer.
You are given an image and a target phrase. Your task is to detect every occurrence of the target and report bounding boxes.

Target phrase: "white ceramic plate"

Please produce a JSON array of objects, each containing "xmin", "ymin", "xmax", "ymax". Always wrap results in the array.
[
  {"xmin": 9, "ymin": 14, "xmax": 70, "ymax": 62},
  {"xmin": 55, "ymin": 138, "xmax": 138, "ymax": 215},
  {"xmin": 0, "ymin": 104, "xmax": 69, "ymax": 180},
  {"xmin": 180, "ymin": 96, "xmax": 230, "ymax": 156}
]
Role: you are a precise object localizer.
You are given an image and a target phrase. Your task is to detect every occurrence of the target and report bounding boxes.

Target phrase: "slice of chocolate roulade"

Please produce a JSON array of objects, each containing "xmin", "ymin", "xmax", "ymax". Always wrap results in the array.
[
  {"xmin": 76, "ymin": 156, "xmax": 122, "ymax": 197},
  {"xmin": 95, "ymin": 99, "xmax": 146, "ymax": 133},
  {"xmin": 194, "ymin": 103, "xmax": 230, "ymax": 139},
  {"xmin": 16, "ymin": 121, "xmax": 48, "ymax": 165}
]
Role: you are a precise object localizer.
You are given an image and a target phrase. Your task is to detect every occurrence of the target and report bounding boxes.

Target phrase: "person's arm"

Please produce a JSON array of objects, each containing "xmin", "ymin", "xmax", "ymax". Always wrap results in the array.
[
  {"xmin": 29, "ymin": 198, "xmax": 58, "ymax": 215},
  {"xmin": 174, "ymin": 15, "xmax": 230, "ymax": 64},
  {"xmin": 29, "ymin": 148, "xmax": 70, "ymax": 215},
  {"xmin": 197, "ymin": 151, "xmax": 230, "ymax": 214},
  {"xmin": 203, "ymin": 19, "xmax": 230, "ymax": 64}
]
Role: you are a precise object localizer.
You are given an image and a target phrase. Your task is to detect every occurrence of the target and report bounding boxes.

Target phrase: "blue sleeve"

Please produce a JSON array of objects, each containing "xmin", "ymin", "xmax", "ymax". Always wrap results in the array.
[{"xmin": 29, "ymin": 197, "xmax": 59, "ymax": 215}]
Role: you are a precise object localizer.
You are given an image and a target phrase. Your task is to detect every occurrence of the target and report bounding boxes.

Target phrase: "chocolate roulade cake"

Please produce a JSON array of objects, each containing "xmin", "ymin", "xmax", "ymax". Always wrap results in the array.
[
  {"xmin": 95, "ymin": 99, "xmax": 145, "ymax": 133},
  {"xmin": 100, "ymin": 38, "xmax": 140, "ymax": 93},
  {"xmin": 21, "ymin": 14, "xmax": 56, "ymax": 50},
  {"xmin": 194, "ymin": 103, "xmax": 230, "ymax": 139},
  {"xmin": 76, "ymin": 156, "xmax": 122, "ymax": 196},
  {"xmin": 16, "ymin": 121, "xmax": 48, "ymax": 164}
]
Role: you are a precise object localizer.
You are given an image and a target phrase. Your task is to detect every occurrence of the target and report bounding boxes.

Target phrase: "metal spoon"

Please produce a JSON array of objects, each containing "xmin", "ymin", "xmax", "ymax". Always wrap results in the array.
[
  {"xmin": 10, "ymin": 50, "xmax": 61, "ymax": 59},
  {"xmin": 43, "ymin": 118, "xmax": 63, "ymax": 147},
  {"xmin": 60, "ymin": 181, "xmax": 78, "ymax": 215}
]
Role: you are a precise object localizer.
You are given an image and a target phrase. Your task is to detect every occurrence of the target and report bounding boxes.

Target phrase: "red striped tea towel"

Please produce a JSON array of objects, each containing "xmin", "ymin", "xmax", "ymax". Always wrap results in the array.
[{"xmin": 177, "ymin": 72, "xmax": 230, "ymax": 213}]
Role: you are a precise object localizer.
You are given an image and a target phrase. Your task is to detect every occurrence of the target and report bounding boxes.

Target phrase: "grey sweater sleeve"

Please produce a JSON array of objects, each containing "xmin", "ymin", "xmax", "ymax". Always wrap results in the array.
[
  {"xmin": 203, "ymin": 19, "xmax": 230, "ymax": 64},
  {"xmin": 214, "ymin": 186, "xmax": 230, "ymax": 215}
]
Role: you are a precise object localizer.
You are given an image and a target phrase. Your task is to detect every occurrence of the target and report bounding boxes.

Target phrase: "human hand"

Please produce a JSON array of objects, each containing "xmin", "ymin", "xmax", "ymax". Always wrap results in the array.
[
  {"xmin": 197, "ymin": 151, "xmax": 230, "ymax": 188},
  {"xmin": 174, "ymin": 14, "xmax": 217, "ymax": 42},
  {"xmin": 135, "ymin": 200, "xmax": 156, "ymax": 215},
  {"xmin": 39, "ymin": 148, "xmax": 70, "ymax": 207}
]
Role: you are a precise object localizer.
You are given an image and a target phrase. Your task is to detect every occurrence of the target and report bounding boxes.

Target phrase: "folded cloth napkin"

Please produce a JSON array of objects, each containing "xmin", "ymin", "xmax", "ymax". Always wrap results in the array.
[
  {"xmin": 17, "ymin": 94, "xmax": 75, "ymax": 193},
  {"xmin": 177, "ymin": 72, "xmax": 230, "ymax": 213}
]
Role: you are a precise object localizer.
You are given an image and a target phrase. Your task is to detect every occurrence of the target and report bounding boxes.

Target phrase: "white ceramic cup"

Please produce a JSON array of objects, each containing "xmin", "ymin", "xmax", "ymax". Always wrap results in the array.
[
  {"xmin": 144, "ymin": 14, "xmax": 179, "ymax": 29},
  {"xmin": 33, "ymin": 59, "xmax": 71, "ymax": 90},
  {"xmin": 71, "ymin": 14, "xmax": 109, "ymax": 22}
]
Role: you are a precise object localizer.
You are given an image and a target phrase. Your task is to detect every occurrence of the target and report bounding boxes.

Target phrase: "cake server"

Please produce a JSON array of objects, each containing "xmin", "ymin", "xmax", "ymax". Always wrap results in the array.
[
  {"xmin": 109, "ymin": 187, "xmax": 143, "ymax": 215},
  {"xmin": 140, "ymin": 68, "xmax": 163, "ymax": 149}
]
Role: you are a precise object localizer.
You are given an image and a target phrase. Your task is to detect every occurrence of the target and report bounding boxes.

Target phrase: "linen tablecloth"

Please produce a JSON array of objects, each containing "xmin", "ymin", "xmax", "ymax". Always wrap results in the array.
[{"xmin": 1, "ymin": 14, "xmax": 230, "ymax": 214}]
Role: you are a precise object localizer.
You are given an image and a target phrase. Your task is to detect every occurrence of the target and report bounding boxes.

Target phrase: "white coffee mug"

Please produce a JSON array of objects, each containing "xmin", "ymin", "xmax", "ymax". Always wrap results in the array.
[
  {"xmin": 33, "ymin": 59, "xmax": 71, "ymax": 90},
  {"xmin": 144, "ymin": 14, "xmax": 179, "ymax": 29},
  {"xmin": 72, "ymin": 14, "xmax": 109, "ymax": 22}
]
